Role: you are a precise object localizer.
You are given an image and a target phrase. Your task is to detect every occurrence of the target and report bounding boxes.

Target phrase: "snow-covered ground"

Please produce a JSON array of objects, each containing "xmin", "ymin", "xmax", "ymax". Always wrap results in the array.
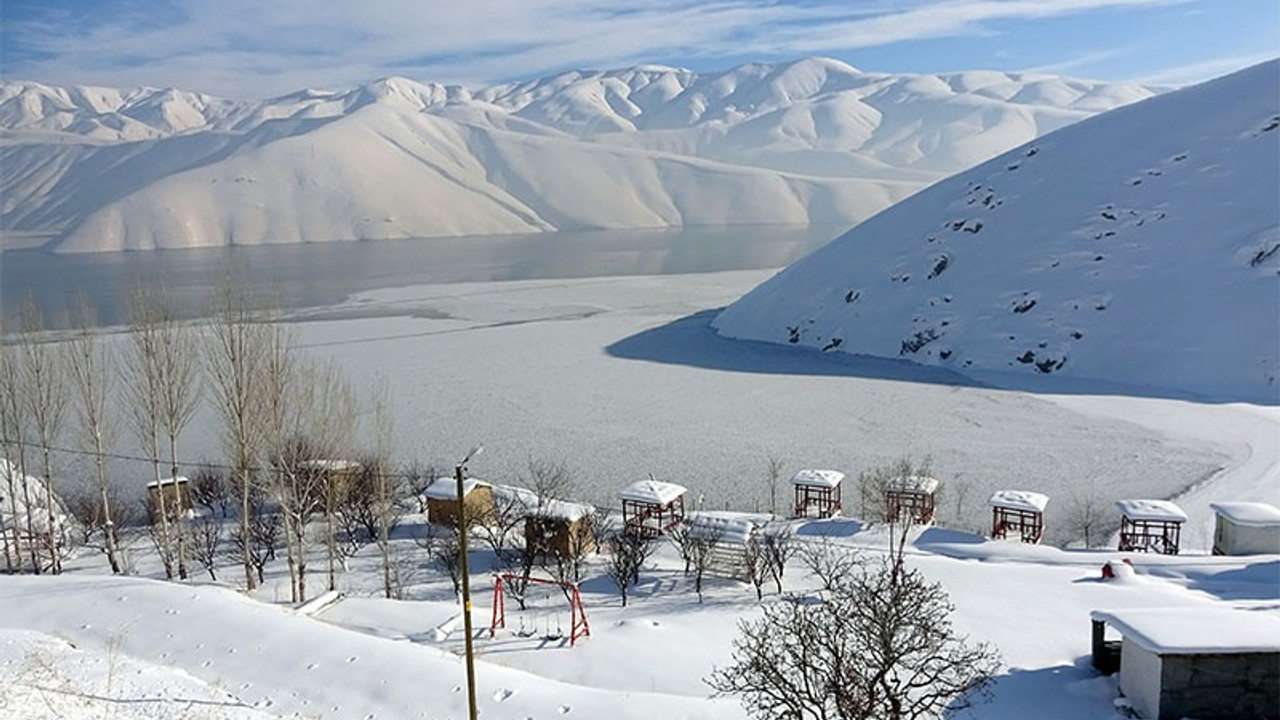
[{"xmin": 3, "ymin": 265, "xmax": 1275, "ymax": 719}]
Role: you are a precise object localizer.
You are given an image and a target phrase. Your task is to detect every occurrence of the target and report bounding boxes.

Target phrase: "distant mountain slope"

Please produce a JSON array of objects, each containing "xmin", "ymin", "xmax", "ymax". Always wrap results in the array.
[
  {"xmin": 0, "ymin": 58, "xmax": 1157, "ymax": 253},
  {"xmin": 713, "ymin": 60, "xmax": 1280, "ymax": 404}
]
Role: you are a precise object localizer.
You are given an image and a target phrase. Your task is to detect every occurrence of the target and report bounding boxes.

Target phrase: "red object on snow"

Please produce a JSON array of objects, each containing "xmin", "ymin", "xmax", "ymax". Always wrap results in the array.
[{"xmin": 1100, "ymin": 558, "xmax": 1134, "ymax": 579}]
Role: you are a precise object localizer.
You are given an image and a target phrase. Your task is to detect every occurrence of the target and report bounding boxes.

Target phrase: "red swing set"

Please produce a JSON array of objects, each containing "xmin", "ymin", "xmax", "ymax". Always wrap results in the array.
[{"xmin": 489, "ymin": 574, "xmax": 591, "ymax": 647}]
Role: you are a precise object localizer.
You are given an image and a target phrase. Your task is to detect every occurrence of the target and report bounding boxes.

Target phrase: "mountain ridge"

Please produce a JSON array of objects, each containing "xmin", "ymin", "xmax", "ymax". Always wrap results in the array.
[{"xmin": 0, "ymin": 58, "xmax": 1160, "ymax": 253}]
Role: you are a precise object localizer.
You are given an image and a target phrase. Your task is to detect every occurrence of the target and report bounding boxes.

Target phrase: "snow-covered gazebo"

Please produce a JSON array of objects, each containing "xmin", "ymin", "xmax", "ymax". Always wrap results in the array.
[
  {"xmin": 1090, "ymin": 607, "xmax": 1280, "ymax": 720},
  {"xmin": 988, "ymin": 490, "xmax": 1049, "ymax": 544},
  {"xmin": 687, "ymin": 514, "xmax": 760, "ymax": 580},
  {"xmin": 619, "ymin": 479, "xmax": 687, "ymax": 538},
  {"xmin": 885, "ymin": 475, "xmax": 939, "ymax": 525},
  {"xmin": 791, "ymin": 469, "xmax": 844, "ymax": 519},
  {"xmin": 1209, "ymin": 501, "xmax": 1280, "ymax": 555},
  {"xmin": 1116, "ymin": 499, "xmax": 1187, "ymax": 555}
]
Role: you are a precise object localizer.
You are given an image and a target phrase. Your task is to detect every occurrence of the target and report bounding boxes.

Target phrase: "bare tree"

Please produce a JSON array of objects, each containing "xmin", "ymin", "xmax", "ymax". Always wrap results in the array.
[
  {"xmin": 227, "ymin": 487, "xmax": 279, "ymax": 586},
  {"xmin": 366, "ymin": 376, "xmax": 399, "ymax": 599},
  {"xmin": 709, "ymin": 554, "xmax": 1001, "ymax": 720},
  {"xmin": 191, "ymin": 514, "xmax": 224, "ymax": 581},
  {"xmin": 205, "ymin": 280, "xmax": 273, "ymax": 591},
  {"xmin": 765, "ymin": 456, "xmax": 785, "ymax": 517},
  {"xmin": 64, "ymin": 480, "xmax": 134, "ymax": 565},
  {"xmin": 0, "ymin": 342, "xmax": 32, "ymax": 573},
  {"xmin": 519, "ymin": 457, "xmax": 575, "ymax": 511},
  {"xmin": 859, "ymin": 457, "xmax": 932, "ymax": 523},
  {"xmin": 420, "ymin": 524, "xmax": 464, "ymax": 596},
  {"xmin": 603, "ymin": 529, "xmax": 657, "ymax": 608},
  {"xmin": 19, "ymin": 300, "xmax": 70, "ymax": 573},
  {"xmin": 743, "ymin": 533, "xmax": 768, "ymax": 601},
  {"xmin": 154, "ymin": 291, "xmax": 201, "ymax": 581},
  {"xmin": 1064, "ymin": 483, "xmax": 1107, "ymax": 549},
  {"xmin": 686, "ymin": 522, "xmax": 723, "ymax": 604},
  {"xmin": 65, "ymin": 294, "xmax": 124, "ymax": 574},
  {"xmin": 127, "ymin": 287, "xmax": 180, "ymax": 579},
  {"xmin": 189, "ymin": 464, "xmax": 232, "ymax": 518},
  {"xmin": 758, "ymin": 522, "xmax": 797, "ymax": 594},
  {"xmin": 799, "ymin": 539, "xmax": 862, "ymax": 592},
  {"xmin": 476, "ymin": 486, "xmax": 533, "ymax": 570}
]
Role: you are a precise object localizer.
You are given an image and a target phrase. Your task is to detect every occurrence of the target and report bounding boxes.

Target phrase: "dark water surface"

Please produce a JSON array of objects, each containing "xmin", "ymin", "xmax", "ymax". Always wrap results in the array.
[{"xmin": 1, "ymin": 224, "xmax": 846, "ymax": 329}]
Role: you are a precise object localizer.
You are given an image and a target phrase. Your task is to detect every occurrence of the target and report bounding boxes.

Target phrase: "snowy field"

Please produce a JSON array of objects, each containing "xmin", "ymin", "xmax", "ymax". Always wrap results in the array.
[{"xmin": 2, "ymin": 267, "xmax": 1277, "ymax": 719}]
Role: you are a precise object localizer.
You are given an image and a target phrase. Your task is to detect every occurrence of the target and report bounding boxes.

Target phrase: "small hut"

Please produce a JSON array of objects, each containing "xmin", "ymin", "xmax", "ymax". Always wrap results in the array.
[
  {"xmin": 146, "ymin": 476, "xmax": 193, "ymax": 522},
  {"xmin": 1090, "ymin": 607, "xmax": 1280, "ymax": 720},
  {"xmin": 989, "ymin": 490, "xmax": 1049, "ymax": 544},
  {"xmin": 687, "ymin": 514, "xmax": 760, "ymax": 580},
  {"xmin": 885, "ymin": 475, "xmax": 939, "ymax": 525},
  {"xmin": 791, "ymin": 469, "xmax": 844, "ymax": 519},
  {"xmin": 1210, "ymin": 502, "xmax": 1280, "ymax": 556},
  {"xmin": 423, "ymin": 476, "xmax": 494, "ymax": 529},
  {"xmin": 1116, "ymin": 499, "xmax": 1187, "ymax": 555},
  {"xmin": 619, "ymin": 479, "xmax": 687, "ymax": 538},
  {"xmin": 524, "ymin": 499, "xmax": 596, "ymax": 560}
]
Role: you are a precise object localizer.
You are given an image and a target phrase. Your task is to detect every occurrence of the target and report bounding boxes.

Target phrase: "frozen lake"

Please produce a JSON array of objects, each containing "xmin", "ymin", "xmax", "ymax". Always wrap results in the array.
[{"xmin": 1, "ymin": 224, "xmax": 845, "ymax": 328}]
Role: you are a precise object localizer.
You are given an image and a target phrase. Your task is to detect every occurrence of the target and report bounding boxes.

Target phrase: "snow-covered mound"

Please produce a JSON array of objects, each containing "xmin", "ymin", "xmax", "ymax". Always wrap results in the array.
[
  {"xmin": 0, "ymin": 58, "xmax": 1157, "ymax": 253},
  {"xmin": 713, "ymin": 60, "xmax": 1280, "ymax": 404}
]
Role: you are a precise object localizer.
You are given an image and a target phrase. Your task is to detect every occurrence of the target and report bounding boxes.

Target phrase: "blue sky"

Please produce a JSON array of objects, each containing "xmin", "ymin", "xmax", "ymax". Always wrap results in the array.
[{"xmin": 2, "ymin": 0, "xmax": 1276, "ymax": 98}]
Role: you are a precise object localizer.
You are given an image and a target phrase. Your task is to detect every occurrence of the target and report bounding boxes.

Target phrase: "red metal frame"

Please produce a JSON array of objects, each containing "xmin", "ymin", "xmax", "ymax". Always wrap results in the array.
[
  {"xmin": 621, "ymin": 495, "xmax": 685, "ymax": 538},
  {"xmin": 991, "ymin": 506, "xmax": 1044, "ymax": 544},
  {"xmin": 490, "ymin": 574, "xmax": 590, "ymax": 647},
  {"xmin": 793, "ymin": 484, "xmax": 841, "ymax": 519},
  {"xmin": 885, "ymin": 489, "xmax": 935, "ymax": 525},
  {"xmin": 1118, "ymin": 515, "xmax": 1182, "ymax": 555}
]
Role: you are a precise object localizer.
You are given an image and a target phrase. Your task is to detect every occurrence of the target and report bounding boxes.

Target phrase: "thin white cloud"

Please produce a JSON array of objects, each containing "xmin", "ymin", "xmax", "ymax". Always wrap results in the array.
[
  {"xmin": 0, "ymin": 0, "xmax": 1220, "ymax": 97},
  {"xmin": 1129, "ymin": 52, "xmax": 1278, "ymax": 86}
]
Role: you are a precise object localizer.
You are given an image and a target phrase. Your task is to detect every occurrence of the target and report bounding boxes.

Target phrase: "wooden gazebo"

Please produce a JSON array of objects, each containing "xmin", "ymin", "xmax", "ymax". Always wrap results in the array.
[
  {"xmin": 619, "ymin": 479, "xmax": 687, "ymax": 538},
  {"xmin": 791, "ymin": 469, "xmax": 844, "ymax": 519},
  {"xmin": 146, "ymin": 476, "xmax": 193, "ymax": 522},
  {"xmin": 1116, "ymin": 499, "xmax": 1187, "ymax": 555},
  {"xmin": 885, "ymin": 475, "xmax": 939, "ymax": 525},
  {"xmin": 989, "ymin": 490, "xmax": 1049, "ymax": 544}
]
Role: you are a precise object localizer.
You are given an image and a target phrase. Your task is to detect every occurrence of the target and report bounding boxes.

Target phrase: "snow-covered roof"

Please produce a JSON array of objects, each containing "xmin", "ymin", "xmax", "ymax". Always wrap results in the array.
[
  {"xmin": 988, "ymin": 490, "xmax": 1049, "ymax": 512},
  {"xmin": 1210, "ymin": 501, "xmax": 1280, "ymax": 527},
  {"xmin": 887, "ymin": 475, "xmax": 939, "ymax": 494},
  {"xmin": 1115, "ymin": 499, "xmax": 1187, "ymax": 523},
  {"xmin": 619, "ymin": 479, "xmax": 686, "ymax": 505},
  {"xmin": 688, "ymin": 515, "xmax": 757, "ymax": 545},
  {"xmin": 298, "ymin": 459, "xmax": 361, "ymax": 472},
  {"xmin": 422, "ymin": 476, "xmax": 490, "ymax": 500},
  {"xmin": 1091, "ymin": 607, "xmax": 1280, "ymax": 655},
  {"xmin": 146, "ymin": 476, "xmax": 190, "ymax": 489},
  {"xmin": 527, "ymin": 498, "xmax": 594, "ymax": 523},
  {"xmin": 791, "ymin": 469, "xmax": 844, "ymax": 488}
]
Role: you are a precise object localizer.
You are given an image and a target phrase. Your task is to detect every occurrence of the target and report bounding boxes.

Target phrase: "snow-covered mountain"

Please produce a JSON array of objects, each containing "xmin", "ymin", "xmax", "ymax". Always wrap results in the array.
[
  {"xmin": 0, "ymin": 58, "xmax": 1157, "ymax": 253},
  {"xmin": 713, "ymin": 60, "xmax": 1280, "ymax": 404}
]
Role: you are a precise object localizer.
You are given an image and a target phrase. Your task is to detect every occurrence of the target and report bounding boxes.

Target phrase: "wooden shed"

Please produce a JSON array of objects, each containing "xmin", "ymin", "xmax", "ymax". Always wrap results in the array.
[
  {"xmin": 885, "ymin": 475, "xmax": 939, "ymax": 525},
  {"xmin": 1116, "ymin": 499, "xmax": 1187, "ymax": 555},
  {"xmin": 791, "ymin": 469, "xmax": 844, "ymax": 519},
  {"xmin": 1210, "ymin": 502, "xmax": 1280, "ymax": 556},
  {"xmin": 423, "ymin": 476, "xmax": 494, "ymax": 529},
  {"xmin": 146, "ymin": 476, "xmax": 193, "ymax": 522},
  {"xmin": 620, "ymin": 479, "xmax": 687, "ymax": 538},
  {"xmin": 524, "ymin": 499, "xmax": 596, "ymax": 560},
  {"xmin": 1090, "ymin": 607, "xmax": 1280, "ymax": 720},
  {"xmin": 989, "ymin": 490, "xmax": 1048, "ymax": 544}
]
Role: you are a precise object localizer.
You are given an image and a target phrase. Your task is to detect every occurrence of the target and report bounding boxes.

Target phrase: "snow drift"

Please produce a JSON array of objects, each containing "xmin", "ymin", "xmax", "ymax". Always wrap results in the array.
[
  {"xmin": 713, "ymin": 60, "xmax": 1280, "ymax": 404},
  {"xmin": 0, "ymin": 58, "xmax": 1157, "ymax": 252}
]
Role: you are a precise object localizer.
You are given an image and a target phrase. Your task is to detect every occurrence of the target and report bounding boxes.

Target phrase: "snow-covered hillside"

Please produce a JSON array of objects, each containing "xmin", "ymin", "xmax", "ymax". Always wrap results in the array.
[
  {"xmin": 0, "ymin": 58, "xmax": 1157, "ymax": 252},
  {"xmin": 714, "ymin": 60, "xmax": 1280, "ymax": 404}
]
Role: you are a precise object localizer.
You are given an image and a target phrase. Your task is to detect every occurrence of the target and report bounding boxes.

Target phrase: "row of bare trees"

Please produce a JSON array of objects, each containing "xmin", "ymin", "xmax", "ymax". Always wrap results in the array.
[{"xmin": 1, "ymin": 284, "xmax": 409, "ymax": 602}]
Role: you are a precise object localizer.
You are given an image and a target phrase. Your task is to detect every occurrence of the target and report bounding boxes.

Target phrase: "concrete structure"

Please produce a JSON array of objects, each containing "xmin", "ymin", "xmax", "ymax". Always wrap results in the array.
[
  {"xmin": 1116, "ymin": 499, "xmax": 1187, "ymax": 555},
  {"xmin": 989, "ymin": 490, "xmax": 1048, "ymax": 544},
  {"xmin": 791, "ymin": 469, "xmax": 843, "ymax": 519},
  {"xmin": 423, "ymin": 477, "xmax": 494, "ymax": 529},
  {"xmin": 1091, "ymin": 607, "xmax": 1280, "ymax": 720},
  {"xmin": 1210, "ymin": 502, "xmax": 1280, "ymax": 555}
]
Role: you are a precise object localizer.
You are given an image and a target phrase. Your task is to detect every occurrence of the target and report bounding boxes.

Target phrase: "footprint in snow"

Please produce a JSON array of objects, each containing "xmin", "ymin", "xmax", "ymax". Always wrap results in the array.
[
  {"xmin": 559, "ymin": 705, "xmax": 573, "ymax": 714},
  {"xmin": 493, "ymin": 688, "xmax": 514, "ymax": 702},
  {"xmin": 307, "ymin": 662, "xmax": 319, "ymax": 670},
  {"xmin": 201, "ymin": 660, "xmax": 212, "ymax": 668},
  {"xmin": 452, "ymin": 686, "xmax": 462, "ymax": 693},
  {"xmin": 346, "ymin": 656, "xmax": 358, "ymax": 663}
]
